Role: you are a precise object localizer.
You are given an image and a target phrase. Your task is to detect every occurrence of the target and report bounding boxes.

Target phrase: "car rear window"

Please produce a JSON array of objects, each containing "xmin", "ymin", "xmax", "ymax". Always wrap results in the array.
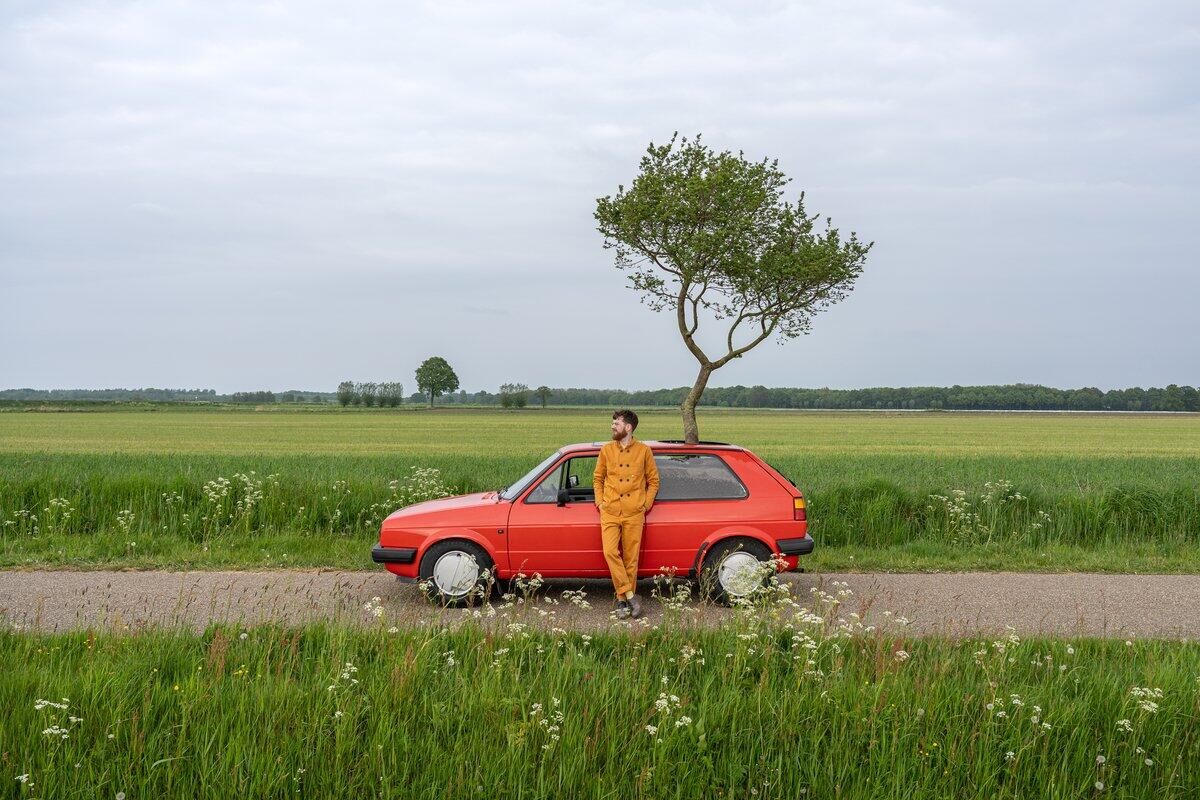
[{"xmin": 654, "ymin": 454, "xmax": 748, "ymax": 500}]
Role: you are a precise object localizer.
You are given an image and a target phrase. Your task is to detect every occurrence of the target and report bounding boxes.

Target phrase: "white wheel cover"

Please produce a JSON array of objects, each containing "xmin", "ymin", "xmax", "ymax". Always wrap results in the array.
[
  {"xmin": 719, "ymin": 551, "xmax": 764, "ymax": 597},
  {"xmin": 432, "ymin": 551, "xmax": 480, "ymax": 597}
]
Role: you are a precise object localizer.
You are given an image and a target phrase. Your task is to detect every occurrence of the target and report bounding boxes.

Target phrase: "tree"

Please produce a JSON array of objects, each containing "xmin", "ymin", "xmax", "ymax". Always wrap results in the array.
[
  {"xmin": 377, "ymin": 382, "xmax": 403, "ymax": 407},
  {"xmin": 337, "ymin": 381, "xmax": 355, "ymax": 407},
  {"xmin": 536, "ymin": 385, "xmax": 551, "ymax": 408},
  {"xmin": 415, "ymin": 357, "xmax": 460, "ymax": 407},
  {"xmin": 357, "ymin": 381, "xmax": 379, "ymax": 407},
  {"xmin": 499, "ymin": 382, "xmax": 530, "ymax": 409},
  {"xmin": 595, "ymin": 134, "xmax": 872, "ymax": 443}
]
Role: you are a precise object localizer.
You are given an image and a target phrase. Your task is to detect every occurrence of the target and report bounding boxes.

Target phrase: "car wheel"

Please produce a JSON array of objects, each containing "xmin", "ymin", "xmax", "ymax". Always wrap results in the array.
[
  {"xmin": 699, "ymin": 538, "xmax": 773, "ymax": 605},
  {"xmin": 418, "ymin": 540, "xmax": 495, "ymax": 607}
]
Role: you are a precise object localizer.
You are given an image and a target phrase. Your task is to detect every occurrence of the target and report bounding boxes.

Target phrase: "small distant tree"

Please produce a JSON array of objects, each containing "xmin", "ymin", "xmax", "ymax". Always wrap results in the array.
[
  {"xmin": 535, "ymin": 385, "xmax": 551, "ymax": 408},
  {"xmin": 360, "ymin": 382, "xmax": 379, "ymax": 407},
  {"xmin": 337, "ymin": 381, "xmax": 355, "ymax": 407},
  {"xmin": 596, "ymin": 133, "xmax": 872, "ymax": 443},
  {"xmin": 415, "ymin": 357, "xmax": 460, "ymax": 407},
  {"xmin": 499, "ymin": 383, "xmax": 530, "ymax": 409},
  {"xmin": 379, "ymin": 382, "xmax": 404, "ymax": 407}
]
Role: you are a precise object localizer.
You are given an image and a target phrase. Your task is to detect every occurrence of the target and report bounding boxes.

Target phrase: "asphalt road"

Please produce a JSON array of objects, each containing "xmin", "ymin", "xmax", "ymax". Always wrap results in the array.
[{"xmin": 4, "ymin": 570, "xmax": 1200, "ymax": 638}]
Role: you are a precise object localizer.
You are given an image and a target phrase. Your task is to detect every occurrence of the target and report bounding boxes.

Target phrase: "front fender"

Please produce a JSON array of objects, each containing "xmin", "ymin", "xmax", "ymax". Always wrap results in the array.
[{"xmin": 417, "ymin": 528, "xmax": 505, "ymax": 573}]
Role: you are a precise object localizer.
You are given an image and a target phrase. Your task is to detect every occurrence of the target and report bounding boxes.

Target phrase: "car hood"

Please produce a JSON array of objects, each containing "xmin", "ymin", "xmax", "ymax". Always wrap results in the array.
[{"xmin": 384, "ymin": 491, "xmax": 503, "ymax": 523}]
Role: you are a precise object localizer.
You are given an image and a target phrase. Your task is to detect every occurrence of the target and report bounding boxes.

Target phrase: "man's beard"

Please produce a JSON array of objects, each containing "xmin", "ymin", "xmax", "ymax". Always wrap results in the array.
[{"xmin": 611, "ymin": 430, "xmax": 624, "ymax": 440}]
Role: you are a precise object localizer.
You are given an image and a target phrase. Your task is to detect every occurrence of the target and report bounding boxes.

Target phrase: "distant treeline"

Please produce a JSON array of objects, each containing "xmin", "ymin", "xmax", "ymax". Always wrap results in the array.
[
  {"xmin": 0, "ymin": 388, "xmax": 333, "ymax": 404},
  {"xmin": 441, "ymin": 384, "xmax": 1200, "ymax": 412},
  {"xmin": 3, "ymin": 383, "xmax": 1198, "ymax": 411}
]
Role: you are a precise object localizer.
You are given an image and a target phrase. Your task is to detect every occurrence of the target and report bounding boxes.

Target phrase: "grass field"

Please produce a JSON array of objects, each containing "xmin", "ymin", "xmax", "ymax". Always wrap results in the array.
[
  {"xmin": 1, "ymin": 406, "xmax": 1199, "ymax": 572},
  {"xmin": 4, "ymin": 585, "xmax": 1199, "ymax": 799}
]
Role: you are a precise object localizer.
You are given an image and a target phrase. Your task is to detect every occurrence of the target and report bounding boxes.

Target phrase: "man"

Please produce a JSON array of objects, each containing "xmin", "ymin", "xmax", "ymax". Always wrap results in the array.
[{"xmin": 594, "ymin": 409, "xmax": 659, "ymax": 619}]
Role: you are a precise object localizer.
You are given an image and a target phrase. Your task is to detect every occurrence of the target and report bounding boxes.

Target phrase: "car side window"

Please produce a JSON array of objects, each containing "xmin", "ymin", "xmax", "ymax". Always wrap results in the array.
[
  {"xmin": 566, "ymin": 456, "xmax": 597, "ymax": 495},
  {"xmin": 653, "ymin": 454, "xmax": 748, "ymax": 500},
  {"xmin": 525, "ymin": 456, "xmax": 598, "ymax": 504},
  {"xmin": 525, "ymin": 462, "xmax": 565, "ymax": 504}
]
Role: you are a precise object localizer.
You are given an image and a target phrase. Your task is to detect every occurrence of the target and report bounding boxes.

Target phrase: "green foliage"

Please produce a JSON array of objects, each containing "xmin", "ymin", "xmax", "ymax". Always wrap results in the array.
[
  {"xmin": 596, "ymin": 133, "xmax": 872, "ymax": 346},
  {"xmin": 336, "ymin": 382, "xmax": 355, "ymax": 407},
  {"xmin": 536, "ymin": 385, "xmax": 551, "ymax": 408},
  {"xmin": 414, "ymin": 356, "xmax": 459, "ymax": 407}
]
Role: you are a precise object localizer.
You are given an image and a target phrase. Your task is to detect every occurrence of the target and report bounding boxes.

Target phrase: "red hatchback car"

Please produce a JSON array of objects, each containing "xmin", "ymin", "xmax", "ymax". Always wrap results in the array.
[{"xmin": 371, "ymin": 440, "xmax": 812, "ymax": 605}]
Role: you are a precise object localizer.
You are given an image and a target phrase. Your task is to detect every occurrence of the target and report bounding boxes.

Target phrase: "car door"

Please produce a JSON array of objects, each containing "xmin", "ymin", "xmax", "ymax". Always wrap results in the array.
[{"xmin": 506, "ymin": 455, "xmax": 607, "ymax": 576}]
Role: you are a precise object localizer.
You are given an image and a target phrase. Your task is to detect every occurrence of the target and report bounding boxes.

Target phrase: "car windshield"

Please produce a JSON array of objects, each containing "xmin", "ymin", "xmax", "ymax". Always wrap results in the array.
[{"xmin": 499, "ymin": 451, "xmax": 561, "ymax": 501}]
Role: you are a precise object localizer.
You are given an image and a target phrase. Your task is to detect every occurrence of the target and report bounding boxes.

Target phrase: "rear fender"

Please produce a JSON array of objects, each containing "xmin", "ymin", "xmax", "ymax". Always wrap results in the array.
[{"xmin": 690, "ymin": 526, "xmax": 777, "ymax": 576}]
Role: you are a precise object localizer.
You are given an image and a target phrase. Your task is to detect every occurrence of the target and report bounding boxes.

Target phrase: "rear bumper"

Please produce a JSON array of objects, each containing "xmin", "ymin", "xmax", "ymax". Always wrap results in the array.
[
  {"xmin": 776, "ymin": 535, "xmax": 815, "ymax": 556},
  {"xmin": 371, "ymin": 545, "xmax": 418, "ymax": 564}
]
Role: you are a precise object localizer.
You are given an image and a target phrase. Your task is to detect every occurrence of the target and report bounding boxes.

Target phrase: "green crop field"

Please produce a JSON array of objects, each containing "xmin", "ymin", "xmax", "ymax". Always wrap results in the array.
[
  {"xmin": 1, "ymin": 406, "xmax": 1199, "ymax": 572},
  {"xmin": 4, "ymin": 586, "xmax": 1199, "ymax": 799}
]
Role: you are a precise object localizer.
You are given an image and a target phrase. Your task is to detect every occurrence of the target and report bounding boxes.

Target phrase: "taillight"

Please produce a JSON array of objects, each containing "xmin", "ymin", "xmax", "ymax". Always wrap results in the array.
[{"xmin": 793, "ymin": 497, "xmax": 806, "ymax": 521}]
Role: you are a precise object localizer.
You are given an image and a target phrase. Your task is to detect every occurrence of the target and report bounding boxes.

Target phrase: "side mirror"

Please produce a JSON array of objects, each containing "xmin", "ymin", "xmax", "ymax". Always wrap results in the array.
[
  {"xmin": 556, "ymin": 488, "xmax": 571, "ymax": 507},
  {"xmin": 568, "ymin": 474, "xmax": 579, "ymax": 488}
]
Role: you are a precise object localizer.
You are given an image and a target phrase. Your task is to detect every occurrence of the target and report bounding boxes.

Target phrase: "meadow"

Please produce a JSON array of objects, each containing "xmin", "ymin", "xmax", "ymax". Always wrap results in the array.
[
  {"xmin": 4, "ymin": 581, "xmax": 1199, "ymax": 799},
  {"xmin": 1, "ymin": 406, "xmax": 1199, "ymax": 572}
]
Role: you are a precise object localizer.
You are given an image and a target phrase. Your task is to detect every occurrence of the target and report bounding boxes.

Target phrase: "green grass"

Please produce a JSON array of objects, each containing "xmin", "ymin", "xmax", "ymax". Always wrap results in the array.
[
  {"xmin": 2, "ymin": 407, "xmax": 1199, "ymax": 571},
  {"xmin": 4, "ymin": 609, "xmax": 1199, "ymax": 799}
]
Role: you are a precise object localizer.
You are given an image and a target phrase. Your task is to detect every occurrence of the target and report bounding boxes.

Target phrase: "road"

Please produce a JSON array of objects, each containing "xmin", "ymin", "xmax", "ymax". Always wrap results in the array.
[{"xmin": 3, "ymin": 570, "xmax": 1199, "ymax": 638}]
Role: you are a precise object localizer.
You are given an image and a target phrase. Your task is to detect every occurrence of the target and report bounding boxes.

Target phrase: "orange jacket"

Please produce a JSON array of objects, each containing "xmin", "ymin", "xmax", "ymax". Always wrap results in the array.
[{"xmin": 594, "ymin": 437, "xmax": 660, "ymax": 518}]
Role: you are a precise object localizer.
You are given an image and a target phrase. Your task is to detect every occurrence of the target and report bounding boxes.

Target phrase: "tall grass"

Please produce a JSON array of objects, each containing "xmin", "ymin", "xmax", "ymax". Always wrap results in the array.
[
  {"xmin": 1, "ymin": 409, "xmax": 1198, "ymax": 570},
  {"xmin": 3, "ymin": 582, "xmax": 1199, "ymax": 798}
]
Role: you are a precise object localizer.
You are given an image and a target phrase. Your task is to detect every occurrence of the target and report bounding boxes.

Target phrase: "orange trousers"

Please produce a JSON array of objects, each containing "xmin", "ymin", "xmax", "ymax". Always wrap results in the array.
[{"xmin": 601, "ymin": 512, "xmax": 644, "ymax": 597}]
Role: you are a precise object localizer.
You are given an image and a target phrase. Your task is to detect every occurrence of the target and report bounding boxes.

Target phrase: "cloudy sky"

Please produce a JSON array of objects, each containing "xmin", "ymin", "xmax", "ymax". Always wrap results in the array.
[{"xmin": 2, "ymin": 0, "xmax": 1197, "ymax": 393}]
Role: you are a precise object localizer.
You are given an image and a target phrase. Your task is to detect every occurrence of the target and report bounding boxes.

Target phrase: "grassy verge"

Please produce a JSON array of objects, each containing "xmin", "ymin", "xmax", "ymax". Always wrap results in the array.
[
  {"xmin": 3, "ymin": 453, "xmax": 1200, "ymax": 572},
  {"xmin": 4, "ymin": 603, "xmax": 1199, "ymax": 798},
  {"xmin": 3, "ymin": 409, "xmax": 1198, "ymax": 572}
]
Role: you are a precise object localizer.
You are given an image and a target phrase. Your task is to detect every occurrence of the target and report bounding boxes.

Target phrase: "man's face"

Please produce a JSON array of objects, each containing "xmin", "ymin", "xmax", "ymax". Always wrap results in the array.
[{"xmin": 610, "ymin": 416, "xmax": 632, "ymax": 440}]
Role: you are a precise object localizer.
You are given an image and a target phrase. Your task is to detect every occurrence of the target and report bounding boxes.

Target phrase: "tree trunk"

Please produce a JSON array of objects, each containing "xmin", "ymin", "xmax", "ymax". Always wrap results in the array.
[{"xmin": 681, "ymin": 364, "xmax": 713, "ymax": 444}]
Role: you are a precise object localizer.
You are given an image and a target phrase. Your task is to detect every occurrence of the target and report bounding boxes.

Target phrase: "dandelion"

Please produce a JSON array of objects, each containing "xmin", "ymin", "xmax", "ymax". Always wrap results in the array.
[
  {"xmin": 1096, "ymin": 754, "xmax": 1106, "ymax": 765},
  {"xmin": 239, "ymin": 632, "xmax": 248, "ymax": 640},
  {"xmin": 1145, "ymin": 758, "xmax": 1154, "ymax": 766},
  {"xmin": 1095, "ymin": 781, "xmax": 1104, "ymax": 791}
]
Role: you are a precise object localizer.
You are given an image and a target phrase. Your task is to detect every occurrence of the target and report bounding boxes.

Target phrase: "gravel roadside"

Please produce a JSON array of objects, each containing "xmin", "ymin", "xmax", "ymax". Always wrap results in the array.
[{"xmin": 3, "ymin": 570, "xmax": 1199, "ymax": 638}]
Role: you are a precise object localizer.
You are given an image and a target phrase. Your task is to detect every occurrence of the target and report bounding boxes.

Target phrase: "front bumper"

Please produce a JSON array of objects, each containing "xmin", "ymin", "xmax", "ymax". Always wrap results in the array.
[
  {"xmin": 776, "ymin": 535, "xmax": 815, "ymax": 556},
  {"xmin": 371, "ymin": 545, "xmax": 418, "ymax": 564}
]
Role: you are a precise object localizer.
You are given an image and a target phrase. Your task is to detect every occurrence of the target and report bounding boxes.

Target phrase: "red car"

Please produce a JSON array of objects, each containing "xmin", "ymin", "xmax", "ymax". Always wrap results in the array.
[{"xmin": 371, "ymin": 440, "xmax": 812, "ymax": 605}]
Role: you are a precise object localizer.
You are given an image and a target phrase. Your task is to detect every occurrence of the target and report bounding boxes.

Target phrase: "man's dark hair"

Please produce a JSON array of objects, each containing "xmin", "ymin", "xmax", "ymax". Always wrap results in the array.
[{"xmin": 612, "ymin": 409, "xmax": 639, "ymax": 431}]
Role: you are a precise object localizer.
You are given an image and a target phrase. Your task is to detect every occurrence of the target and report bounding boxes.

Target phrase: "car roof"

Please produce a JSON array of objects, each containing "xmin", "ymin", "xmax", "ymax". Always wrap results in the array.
[{"xmin": 559, "ymin": 440, "xmax": 745, "ymax": 454}]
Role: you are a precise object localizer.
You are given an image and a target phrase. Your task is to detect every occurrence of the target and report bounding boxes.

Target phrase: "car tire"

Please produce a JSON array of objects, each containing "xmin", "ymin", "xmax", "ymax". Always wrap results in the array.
[
  {"xmin": 699, "ymin": 538, "xmax": 774, "ymax": 605},
  {"xmin": 417, "ymin": 540, "xmax": 496, "ymax": 607}
]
